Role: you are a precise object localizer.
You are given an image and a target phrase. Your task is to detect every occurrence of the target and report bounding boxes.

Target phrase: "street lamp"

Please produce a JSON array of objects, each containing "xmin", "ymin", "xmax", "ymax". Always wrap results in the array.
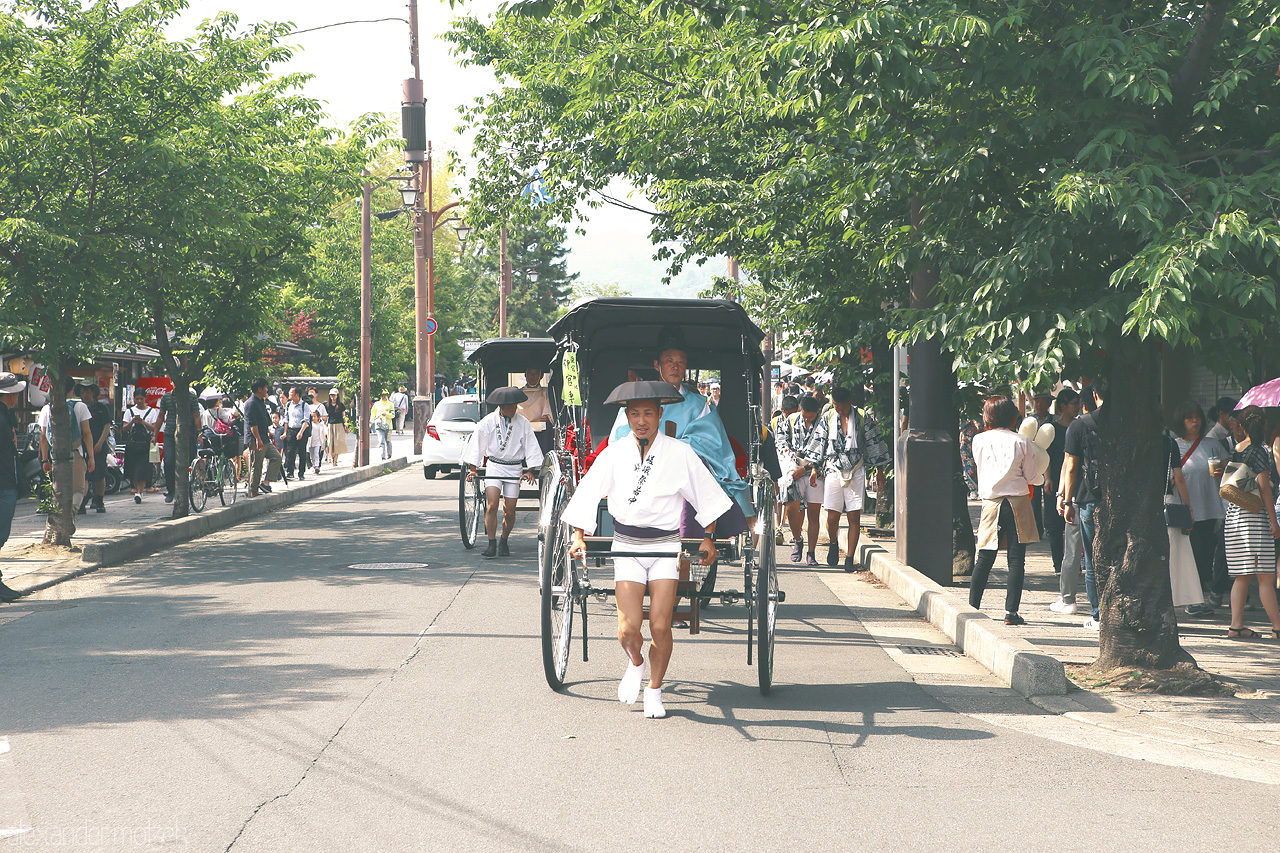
[{"xmin": 455, "ymin": 221, "xmax": 472, "ymax": 248}]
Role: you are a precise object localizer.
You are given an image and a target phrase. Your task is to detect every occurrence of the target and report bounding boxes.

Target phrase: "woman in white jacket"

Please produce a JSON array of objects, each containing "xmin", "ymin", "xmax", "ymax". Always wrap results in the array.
[{"xmin": 969, "ymin": 395, "xmax": 1040, "ymax": 625}]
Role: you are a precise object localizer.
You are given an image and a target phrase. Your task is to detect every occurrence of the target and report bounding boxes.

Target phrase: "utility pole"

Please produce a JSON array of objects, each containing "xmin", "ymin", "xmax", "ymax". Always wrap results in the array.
[
  {"xmin": 359, "ymin": 175, "xmax": 373, "ymax": 467},
  {"xmin": 404, "ymin": 0, "xmax": 432, "ymax": 453}
]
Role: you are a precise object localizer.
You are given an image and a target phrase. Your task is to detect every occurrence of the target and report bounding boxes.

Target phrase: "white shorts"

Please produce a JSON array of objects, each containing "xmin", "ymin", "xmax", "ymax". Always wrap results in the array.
[
  {"xmin": 485, "ymin": 463, "xmax": 523, "ymax": 499},
  {"xmin": 612, "ymin": 532, "xmax": 680, "ymax": 585},
  {"xmin": 823, "ymin": 468, "xmax": 866, "ymax": 513},
  {"xmin": 785, "ymin": 471, "xmax": 824, "ymax": 505}
]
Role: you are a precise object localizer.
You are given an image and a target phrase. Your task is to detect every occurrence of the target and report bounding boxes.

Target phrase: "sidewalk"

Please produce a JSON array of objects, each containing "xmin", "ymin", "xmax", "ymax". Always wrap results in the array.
[
  {"xmin": 1, "ymin": 430, "xmax": 417, "ymax": 594},
  {"xmin": 851, "ymin": 505, "xmax": 1280, "ymax": 781}
]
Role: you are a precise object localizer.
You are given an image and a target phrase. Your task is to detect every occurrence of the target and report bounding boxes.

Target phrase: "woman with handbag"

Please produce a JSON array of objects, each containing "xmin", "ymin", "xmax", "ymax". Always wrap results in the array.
[
  {"xmin": 1171, "ymin": 401, "xmax": 1223, "ymax": 614},
  {"xmin": 1162, "ymin": 429, "xmax": 1202, "ymax": 612},
  {"xmin": 969, "ymin": 396, "xmax": 1039, "ymax": 625},
  {"xmin": 1221, "ymin": 406, "xmax": 1280, "ymax": 639}
]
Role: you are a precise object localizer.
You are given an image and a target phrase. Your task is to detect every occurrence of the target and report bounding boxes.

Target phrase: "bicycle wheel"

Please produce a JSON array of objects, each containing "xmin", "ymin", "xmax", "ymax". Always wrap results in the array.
[
  {"xmin": 220, "ymin": 458, "xmax": 238, "ymax": 506},
  {"xmin": 540, "ymin": 522, "xmax": 575, "ymax": 690},
  {"xmin": 188, "ymin": 458, "xmax": 208, "ymax": 513},
  {"xmin": 757, "ymin": 514, "xmax": 778, "ymax": 695},
  {"xmin": 459, "ymin": 472, "xmax": 485, "ymax": 549}
]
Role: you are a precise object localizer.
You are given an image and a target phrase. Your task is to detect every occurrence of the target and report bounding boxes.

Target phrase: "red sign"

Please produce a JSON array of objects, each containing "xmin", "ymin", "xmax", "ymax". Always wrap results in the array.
[{"xmin": 136, "ymin": 377, "xmax": 173, "ymax": 409}]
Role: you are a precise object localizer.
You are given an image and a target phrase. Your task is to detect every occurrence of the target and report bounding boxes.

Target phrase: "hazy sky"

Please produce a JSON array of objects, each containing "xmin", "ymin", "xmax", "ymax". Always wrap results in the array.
[{"xmin": 169, "ymin": 0, "xmax": 656, "ymax": 239}]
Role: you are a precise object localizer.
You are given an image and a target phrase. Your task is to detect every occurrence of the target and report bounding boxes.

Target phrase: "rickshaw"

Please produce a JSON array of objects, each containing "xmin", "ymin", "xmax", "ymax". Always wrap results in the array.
[
  {"xmin": 537, "ymin": 298, "xmax": 782, "ymax": 694},
  {"xmin": 457, "ymin": 337, "xmax": 558, "ymax": 550}
]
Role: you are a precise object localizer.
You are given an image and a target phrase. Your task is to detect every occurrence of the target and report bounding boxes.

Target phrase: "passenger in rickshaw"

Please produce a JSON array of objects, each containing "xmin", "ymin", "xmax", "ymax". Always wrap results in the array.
[
  {"xmin": 608, "ymin": 326, "xmax": 754, "ymax": 540},
  {"xmin": 463, "ymin": 386, "xmax": 545, "ymax": 558},
  {"xmin": 565, "ymin": 381, "xmax": 731, "ymax": 718},
  {"xmin": 517, "ymin": 368, "xmax": 554, "ymax": 454}
]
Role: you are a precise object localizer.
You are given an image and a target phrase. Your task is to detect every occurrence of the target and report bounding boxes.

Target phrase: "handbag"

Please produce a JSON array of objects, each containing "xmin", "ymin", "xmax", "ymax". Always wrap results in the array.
[
  {"xmin": 1163, "ymin": 449, "xmax": 1193, "ymax": 529},
  {"xmin": 1220, "ymin": 459, "xmax": 1265, "ymax": 513}
]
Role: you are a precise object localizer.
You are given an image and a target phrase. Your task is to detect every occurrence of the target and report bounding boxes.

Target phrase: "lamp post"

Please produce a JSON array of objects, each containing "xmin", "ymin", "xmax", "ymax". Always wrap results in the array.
[
  {"xmin": 393, "ymin": 150, "xmax": 468, "ymax": 452},
  {"xmin": 359, "ymin": 174, "xmax": 373, "ymax": 467}
]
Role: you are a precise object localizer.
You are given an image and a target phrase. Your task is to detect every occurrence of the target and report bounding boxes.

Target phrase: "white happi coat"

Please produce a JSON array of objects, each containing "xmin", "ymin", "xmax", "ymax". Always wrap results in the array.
[
  {"xmin": 461, "ymin": 410, "xmax": 544, "ymax": 483},
  {"xmin": 561, "ymin": 431, "xmax": 732, "ymax": 547}
]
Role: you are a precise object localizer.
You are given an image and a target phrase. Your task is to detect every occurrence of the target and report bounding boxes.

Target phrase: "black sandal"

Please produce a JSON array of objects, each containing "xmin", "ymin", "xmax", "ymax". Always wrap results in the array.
[{"xmin": 1227, "ymin": 626, "xmax": 1261, "ymax": 639}]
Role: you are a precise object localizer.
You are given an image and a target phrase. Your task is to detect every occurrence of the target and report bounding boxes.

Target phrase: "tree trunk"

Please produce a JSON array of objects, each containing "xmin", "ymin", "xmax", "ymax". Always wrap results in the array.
[
  {"xmin": 170, "ymin": 381, "xmax": 193, "ymax": 519},
  {"xmin": 42, "ymin": 371, "xmax": 75, "ymax": 547},
  {"xmin": 871, "ymin": 334, "xmax": 895, "ymax": 530},
  {"xmin": 941, "ymin": 357, "xmax": 975, "ymax": 577},
  {"xmin": 1091, "ymin": 336, "xmax": 1193, "ymax": 671}
]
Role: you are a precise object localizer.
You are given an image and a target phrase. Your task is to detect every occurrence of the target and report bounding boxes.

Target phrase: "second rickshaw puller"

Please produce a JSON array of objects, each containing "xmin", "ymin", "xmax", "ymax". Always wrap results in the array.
[
  {"xmin": 463, "ymin": 386, "xmax": 545, "ymax": 558},
  {"xmin": 564, "ymin": 381, "xmax": 732, "ymax": 719}
]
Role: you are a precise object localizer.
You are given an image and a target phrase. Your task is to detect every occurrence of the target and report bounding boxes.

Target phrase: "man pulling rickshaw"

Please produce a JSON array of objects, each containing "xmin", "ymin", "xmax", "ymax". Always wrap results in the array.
[
  {"xmin": 463, "ymin": 386, "xmax": 545, "ymax": 557},
  {"xmin": 564, "ymin": 381, "xmax": 731, "ymax": 718}
]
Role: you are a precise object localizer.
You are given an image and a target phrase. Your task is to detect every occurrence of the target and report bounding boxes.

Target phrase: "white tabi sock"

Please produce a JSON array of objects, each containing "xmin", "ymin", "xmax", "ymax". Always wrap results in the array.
[
  {"xmin": 618, "ymin": 656, "xmax": 644, "ymax": 705},
  {"xmin": 643, "ymin": 687, "xmax": 666, "ymax": 719}
]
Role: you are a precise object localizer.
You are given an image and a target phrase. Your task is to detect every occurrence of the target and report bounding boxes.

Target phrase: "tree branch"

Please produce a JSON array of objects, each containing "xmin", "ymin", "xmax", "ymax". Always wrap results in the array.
[{"xmin": 1160, "ymin": 0, "xmax": 1230, "ymax": 137}]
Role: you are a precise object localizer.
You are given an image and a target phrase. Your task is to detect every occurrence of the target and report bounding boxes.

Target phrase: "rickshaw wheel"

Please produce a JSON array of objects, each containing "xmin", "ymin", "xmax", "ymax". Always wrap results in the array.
[
  {"xmin": 541, "ymin": 523, "xmax": 575, "ymax": 690},
  {"xmin": 757, "ymin": 517, "xmax": 778, "ymax": 695},
  {"xmin": 459, "ymin": 472, "xmax": 485, "ymax": 549}
]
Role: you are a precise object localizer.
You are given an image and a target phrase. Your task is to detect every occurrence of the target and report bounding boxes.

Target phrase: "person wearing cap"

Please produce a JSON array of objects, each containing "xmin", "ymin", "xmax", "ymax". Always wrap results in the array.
[
  {"xmin": 609, "ymin": 325, "xmax": 754, "ymax": 539},
  {"xmin": 0, "ymin": 372, "xmax": 28, "ymax": 601},
  {"xmin": 564, "ymin": 381, "xmax": 731, "ymax": 719},
  {"xmin": 708, "ymin": 382, "xmax": 721, "ymax": 409},
  {"xmin": 463, "ymin": 386, "xmax": 545, "ymax": 557}
]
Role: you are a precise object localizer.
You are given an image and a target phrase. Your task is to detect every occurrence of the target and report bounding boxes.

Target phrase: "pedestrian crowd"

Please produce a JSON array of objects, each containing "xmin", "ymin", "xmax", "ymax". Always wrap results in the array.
[
  {"xmin": 771, "ymin": 379, "xmax": 890, "ymax": 573},
  {"xmin": 959, "ymin": 379, "xmax": 1280, "ymax": 640}
]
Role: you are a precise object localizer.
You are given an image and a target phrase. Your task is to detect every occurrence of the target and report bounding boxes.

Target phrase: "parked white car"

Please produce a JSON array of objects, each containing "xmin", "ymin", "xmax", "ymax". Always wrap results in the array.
[{"xmin": 422, "ymin": 395, "xmax": 481, "ymax": 479}]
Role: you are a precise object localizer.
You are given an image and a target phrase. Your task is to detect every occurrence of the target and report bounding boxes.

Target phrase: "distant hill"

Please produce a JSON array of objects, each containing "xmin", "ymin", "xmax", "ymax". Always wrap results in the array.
[{"xmin": 565, "ymin": 229, "xmax": 723, "ymax": 298}]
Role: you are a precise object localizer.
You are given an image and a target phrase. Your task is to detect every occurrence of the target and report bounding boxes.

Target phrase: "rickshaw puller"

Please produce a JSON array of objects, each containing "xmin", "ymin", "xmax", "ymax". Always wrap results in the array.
[
  {"xmin": 565, "ymin": 382, "xmax": 732, "ymax": 719},
  {"xmin": 463, "ymin": 386, "xmax": 545, "ymax": 558},
  {"xmin": 609, "ymin": 326, "xmax": 754, "ymax": 541}
]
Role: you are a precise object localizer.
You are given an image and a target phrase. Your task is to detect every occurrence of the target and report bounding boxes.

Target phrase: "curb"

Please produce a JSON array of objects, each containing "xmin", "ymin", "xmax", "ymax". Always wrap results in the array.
[
  {"xmin": 857, "ymin": 540, "xmax": 1069, "ymax": 696},
  {"xmin": 21, "ymin": 457, "xmax": 412, "ymax": 594}
]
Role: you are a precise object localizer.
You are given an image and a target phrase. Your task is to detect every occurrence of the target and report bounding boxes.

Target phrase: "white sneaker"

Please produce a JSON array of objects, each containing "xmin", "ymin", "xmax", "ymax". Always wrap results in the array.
[
  {"xmin": 643, "ymin": 687, "xmax": 666, "ymax": 719},
  {"xmin": 1082, "ymin": 617, "xmax": 1101, "ymax": 631},
  {"xmin": 618, "ymin": 657, "xmax": 644, "ymax": 705},
  {"xmin": 1049, "ymin": 600, "xmax": 1078, "ymax": 615}
]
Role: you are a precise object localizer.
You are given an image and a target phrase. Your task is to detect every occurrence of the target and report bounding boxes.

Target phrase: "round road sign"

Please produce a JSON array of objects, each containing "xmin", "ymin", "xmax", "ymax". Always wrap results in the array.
[{"xmin": 424, "ymin": 316, "xmax": 438, "ymax": 335}]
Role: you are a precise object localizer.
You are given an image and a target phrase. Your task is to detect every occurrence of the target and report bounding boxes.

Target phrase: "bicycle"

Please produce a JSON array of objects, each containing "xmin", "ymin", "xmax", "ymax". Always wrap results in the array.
[{"xmin": 188, "ymin": 431, "xmax": 240, "ymax": 512}]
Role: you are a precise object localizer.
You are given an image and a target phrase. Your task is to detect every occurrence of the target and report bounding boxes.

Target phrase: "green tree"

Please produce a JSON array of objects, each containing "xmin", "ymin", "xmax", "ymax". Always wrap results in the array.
[
  {"xmin": 462, "ymin": 224, "xmax": 577, "ymax": 338},
  {"xmin": 451, "ymin": 0, "xmax": 1280, "ymax": 673},
  {"xmin": 119, "ymin": 11, "xmax": 379, "ymax": 518},
  {"xmin": 0, "ymin": 0, "xmax": 176, "ymax": 542},
  {"xmin": 286, "ymin": 155, "xmax": 478, "ymax": 401}
]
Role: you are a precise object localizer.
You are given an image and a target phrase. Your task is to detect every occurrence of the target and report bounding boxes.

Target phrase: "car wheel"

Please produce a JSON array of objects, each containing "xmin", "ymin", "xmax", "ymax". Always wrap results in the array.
[{"xmin": 423, "ymin": 465, "xmax": 437, "ymax": 480}]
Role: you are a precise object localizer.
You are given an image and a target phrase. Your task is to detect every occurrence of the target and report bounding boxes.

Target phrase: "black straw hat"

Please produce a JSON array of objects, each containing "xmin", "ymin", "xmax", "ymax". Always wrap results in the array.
[
  {"xmin": 603, "ymin": 381, "xmax": 683, "ymax": 407},
  {"xmin": 654, "ymin": 325, "xmax": 688, "ymax": 355},
  {"xmin": 486, "ymin": 386, "xmax": 528, "ymax": 405}
]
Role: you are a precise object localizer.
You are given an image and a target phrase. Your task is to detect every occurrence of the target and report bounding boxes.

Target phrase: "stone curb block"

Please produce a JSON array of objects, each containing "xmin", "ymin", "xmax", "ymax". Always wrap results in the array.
[
  {"xmin": 857, "ymin": 540, "xmax": 1068, "ymax": 696},
  {"xmin": 72, "ymin": 457, "xmax": 411, "ymax": 573}
]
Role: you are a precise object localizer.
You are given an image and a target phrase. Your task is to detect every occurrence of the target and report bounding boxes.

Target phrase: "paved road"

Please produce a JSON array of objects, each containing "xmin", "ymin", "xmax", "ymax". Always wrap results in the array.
[{"xmin": 2, "ymin": 468, "xmax": 1277, "ymax": 851}]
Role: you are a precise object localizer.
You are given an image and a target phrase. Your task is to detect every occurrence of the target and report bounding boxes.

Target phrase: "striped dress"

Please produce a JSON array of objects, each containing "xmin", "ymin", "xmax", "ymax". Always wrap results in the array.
[{"xmin": 1224, "ymin": 444, "xmax": 1276, "ymax": 576}]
